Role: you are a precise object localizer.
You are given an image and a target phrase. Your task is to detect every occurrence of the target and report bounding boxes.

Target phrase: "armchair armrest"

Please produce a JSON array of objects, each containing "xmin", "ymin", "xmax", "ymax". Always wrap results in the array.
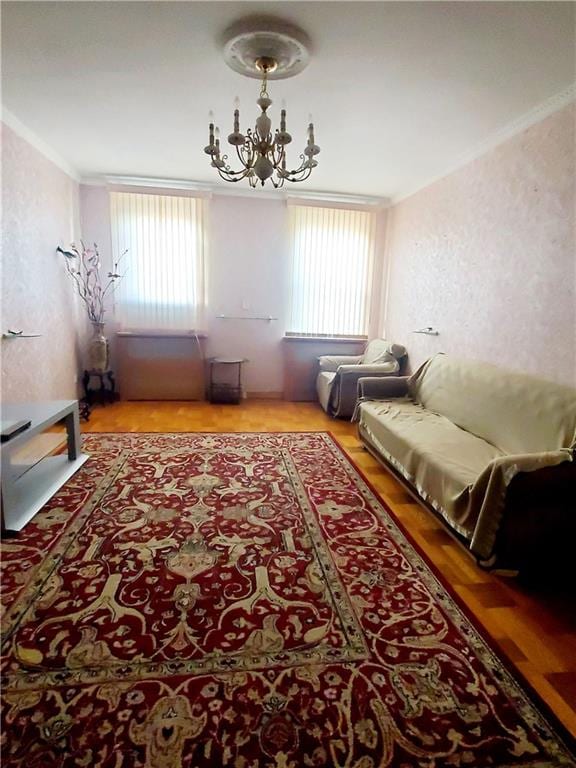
[
  {"xmin": 357, "ymin": 376, "xmax": 410, "ymax": 400},
  {"xmin": 318, "ymin": 355, "xmax": 363, "ymax": 372}
]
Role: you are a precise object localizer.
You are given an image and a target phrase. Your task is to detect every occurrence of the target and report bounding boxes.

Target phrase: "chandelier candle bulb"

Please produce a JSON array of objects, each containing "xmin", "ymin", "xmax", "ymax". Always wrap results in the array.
[
  {"xmin": 228, "ymin": 110, "xmax": 245, "ymax": 146},
  {"xmin": 204, "ymin": 123, "xmax": 216, "ymax": 155}
]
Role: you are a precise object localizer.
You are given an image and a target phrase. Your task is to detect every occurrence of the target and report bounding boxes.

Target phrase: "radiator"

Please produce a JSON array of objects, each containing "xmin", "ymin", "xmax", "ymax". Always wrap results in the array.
[{"xmin": 116, "ymin": 332, "xmax": 206, "ymax": 400}]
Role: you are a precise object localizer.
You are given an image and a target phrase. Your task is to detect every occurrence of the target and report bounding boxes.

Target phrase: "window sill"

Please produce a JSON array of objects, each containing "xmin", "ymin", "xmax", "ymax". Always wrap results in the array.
[
  {"xmin": 283, "ymin": 335, "xmax": 367, "ymax": 344},
  {"xmin": 116, "ymin": 330, "xmax": 207, "ymax": 339}
]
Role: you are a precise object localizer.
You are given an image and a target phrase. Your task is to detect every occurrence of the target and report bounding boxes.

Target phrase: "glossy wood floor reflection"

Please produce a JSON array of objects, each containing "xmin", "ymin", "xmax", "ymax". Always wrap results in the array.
[{"xmin": 83, "ymin": 400, "xmax": 576, "ymax": 737}]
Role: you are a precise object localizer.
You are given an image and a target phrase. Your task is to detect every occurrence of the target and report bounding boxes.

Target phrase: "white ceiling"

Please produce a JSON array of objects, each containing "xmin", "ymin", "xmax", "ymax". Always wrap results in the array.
[{"xmin": 2, "ymin": 2, "xmax": 575, "ymax": 199}]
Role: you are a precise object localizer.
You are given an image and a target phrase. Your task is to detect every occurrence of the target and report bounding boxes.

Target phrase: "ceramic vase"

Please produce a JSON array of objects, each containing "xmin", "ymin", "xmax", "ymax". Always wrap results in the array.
[{"xmin": 88, "ymin": 322, "xmax": 109, "ymax": 372}]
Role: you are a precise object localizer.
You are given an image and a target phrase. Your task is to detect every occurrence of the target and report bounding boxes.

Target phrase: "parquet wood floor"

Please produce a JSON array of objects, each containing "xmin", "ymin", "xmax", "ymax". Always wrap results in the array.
[{"xmin": 83, "ymin": 399, "xmax": 576, "ymax": 737}]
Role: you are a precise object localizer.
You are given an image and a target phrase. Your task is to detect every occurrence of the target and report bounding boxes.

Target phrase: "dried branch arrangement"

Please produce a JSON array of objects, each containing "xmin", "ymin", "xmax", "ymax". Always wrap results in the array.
[{"xmin": 57, "ymin": 242, "xmax": 127, "ymax": 324}]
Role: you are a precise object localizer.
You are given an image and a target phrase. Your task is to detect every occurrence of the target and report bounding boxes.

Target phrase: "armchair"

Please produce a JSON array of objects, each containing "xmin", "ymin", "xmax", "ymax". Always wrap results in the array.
[{"xmin": 316, "ymin": 339, "xmax": 407, "ymax": 419}]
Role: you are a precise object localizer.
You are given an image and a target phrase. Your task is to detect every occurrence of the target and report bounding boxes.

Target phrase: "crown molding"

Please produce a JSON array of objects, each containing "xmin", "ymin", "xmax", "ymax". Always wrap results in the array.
[
  {"xmin": 83, "ymin": 174, "xmax": 388, "ymax": 207},
  {"xmin": 85, "ymin": 175, "xmax": 214, "ymax": 199},
  {"xmin": 99, "ymin": 175, "xmax": 214, "ymax": 192},
  {"xmin": 286, "ymin": 190, "xmax": 388, "ymax": 208},
  {"xmin": 89, "ymin": 175, "xmax": 280, "ymax": 200},
  {"xmin": 392, "ymin": 83, "xmax": 576, "ymax": 205},
  {"xmin": 1, "ymin": 107, "xmax": 80, "ymax": 182}
]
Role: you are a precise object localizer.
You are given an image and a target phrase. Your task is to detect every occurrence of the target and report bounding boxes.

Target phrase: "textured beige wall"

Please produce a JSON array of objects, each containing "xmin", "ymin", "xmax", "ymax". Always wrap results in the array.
[
  {"xmin": 1, "ymin": 123, "xmax": 86, "ymax": 402},
  {"xmin": 384, "ymin": 104, "xmax": 575, "ymax": 385}
]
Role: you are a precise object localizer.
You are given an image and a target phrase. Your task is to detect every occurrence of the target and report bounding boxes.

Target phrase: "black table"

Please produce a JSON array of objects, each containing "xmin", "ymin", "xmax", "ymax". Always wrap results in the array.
[
  {"xmin": 83, "ymin": 369, "xmax": 117, "ymax": 405},
  {"xmin": 208, "ymin": 357, "xmax": 247, "ymax": 404}
]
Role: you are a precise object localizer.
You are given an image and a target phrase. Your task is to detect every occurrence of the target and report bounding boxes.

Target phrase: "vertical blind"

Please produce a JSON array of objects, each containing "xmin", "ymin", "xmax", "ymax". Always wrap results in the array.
[
  {"xmin": 287, "ymin": 203, "xmax": 376, "ymax": 336},
  {"xmin": 110, "ymin": 191, "xmax": 207, "ymax": 331}
]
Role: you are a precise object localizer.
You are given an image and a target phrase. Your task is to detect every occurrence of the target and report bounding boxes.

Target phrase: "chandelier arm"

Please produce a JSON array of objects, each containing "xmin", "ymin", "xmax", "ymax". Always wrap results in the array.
[
  {"xmin": 282, "ymin": 161, "xmax": 312, "ymax": 181},
  {"xmin": 285, "ymin": 166, "xmax": 313, "ymax": 183},
  {"xmin": 229, "ymin": 167, "xmax": 254, "ymax": 180},
  {"xmin": 277, "ymin": 153, "xmax": 306, "ymax": 177},
  {"xmin": 215, "ymin": 161, "xmax": 254, "ymax": 180},
  {"xmin": 236, "ymin": 143, "xmax": 255, "ymax": 168},
  {"xmin": 215, "ymin": 165, "xmax": 246, "ymax": 178},
  {"xmin": 282, "ymin": 160, "xmax": 314, "ymax": 181},
  {"xmin": 270, "ymin": 144, "xmax": 285, "ymax": 169},
  {"xmin": 267, "ymin": 145, "xmax": 277, "ymax": 169},
  {"xmin": 216, "ymin": 166, "xmax": 253, "ymax": 183},
  {"xmin": 293, "ymin": 168, "xmax": 312, "ymax": 181},
  {"xmin": 293, "ymin": 153, "xmax": 308, "ymax": 172},
  {"xmin": 235, "ymin": 145, "xmax": 249, "ymax": 168},
  {"xmin": 245, "ymin": 137, "xmax": 259, "ymax": 163}
]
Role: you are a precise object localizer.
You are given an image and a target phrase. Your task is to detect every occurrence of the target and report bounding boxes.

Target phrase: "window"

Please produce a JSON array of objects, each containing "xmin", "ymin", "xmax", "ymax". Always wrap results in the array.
[
  {"xmin": 110, "ymin": 191, "xmax": 207, "ymax": 331},
  {"xmin": 287, "ymin": 203, "xmax": 376, "ymax": 337}
]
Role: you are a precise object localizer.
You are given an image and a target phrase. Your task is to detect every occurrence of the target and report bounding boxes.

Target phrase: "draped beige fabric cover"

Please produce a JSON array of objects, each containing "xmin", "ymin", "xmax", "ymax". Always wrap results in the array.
[
  {"xmin": 358, "ymin": 355, "xmax": 576, "ymax": 561},
  {"xmin": 316, "ymin": 371, "xmax": 336, "ymax": 413},
  {"xmin": 410, "ymin": 356, "xmax": 576, "ymax": 454}
]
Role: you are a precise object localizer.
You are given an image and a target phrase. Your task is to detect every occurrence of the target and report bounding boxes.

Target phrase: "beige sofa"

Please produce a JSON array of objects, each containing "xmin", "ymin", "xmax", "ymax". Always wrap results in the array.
[
  {"xmin": 356, "ymin": 354, "xmax": 576, "ymax": 572},
  {"xmin": 316, "ymin": 339, "xmax": 406, "ymax": 419}
]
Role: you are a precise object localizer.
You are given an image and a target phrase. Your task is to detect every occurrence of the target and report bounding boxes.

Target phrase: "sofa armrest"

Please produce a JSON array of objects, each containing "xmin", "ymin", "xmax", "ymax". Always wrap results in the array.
[
  {"xmin": 357, "ymin": 376, "xmax": 410, "ymax": 400},
  {"xmin": 318, "ymin": 354, "xmax": 363, "ymax": 372},
  {"xmin": 470, "ymin": 449, "xmax": 573, "ymax": 564},
  {"xmin": 493, "ymin": 460, "xmax": 576, "ymax": 573},
  {"xmin": 337, "ymin": 362, "xmax": 398, "ymax": 376}
]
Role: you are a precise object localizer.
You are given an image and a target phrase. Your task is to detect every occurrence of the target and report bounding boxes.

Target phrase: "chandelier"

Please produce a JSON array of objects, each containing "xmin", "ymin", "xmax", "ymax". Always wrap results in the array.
[{"xmin": 204, "ymin": 21, "xmax": 319, "ymax": 188}]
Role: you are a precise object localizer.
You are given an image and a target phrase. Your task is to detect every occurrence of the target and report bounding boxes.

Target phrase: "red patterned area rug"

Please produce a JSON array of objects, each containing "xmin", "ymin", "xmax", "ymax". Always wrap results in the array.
[{"xmin": 1, "ymin": 432, "xmax": 574, "ymax": 768}]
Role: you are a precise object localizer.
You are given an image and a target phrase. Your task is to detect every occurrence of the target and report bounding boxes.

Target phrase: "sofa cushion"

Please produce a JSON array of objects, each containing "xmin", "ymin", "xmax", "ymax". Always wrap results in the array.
[
  {"xmin": 359, "ymin": 398, "xmax": 504, "ymax": 538},
  {"xmin": 409, "ymin": 354, "xmax": 576, "ymax": 455},
  {"xmin": 316, "ymin": 371, "xmax": 336, "ymax": 413}
]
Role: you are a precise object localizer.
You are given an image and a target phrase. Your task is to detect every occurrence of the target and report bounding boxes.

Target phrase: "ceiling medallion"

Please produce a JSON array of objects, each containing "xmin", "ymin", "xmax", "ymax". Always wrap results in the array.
[{"xmin": 204, "ymin": 20, "xmax": 320, "ymax": 188}]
